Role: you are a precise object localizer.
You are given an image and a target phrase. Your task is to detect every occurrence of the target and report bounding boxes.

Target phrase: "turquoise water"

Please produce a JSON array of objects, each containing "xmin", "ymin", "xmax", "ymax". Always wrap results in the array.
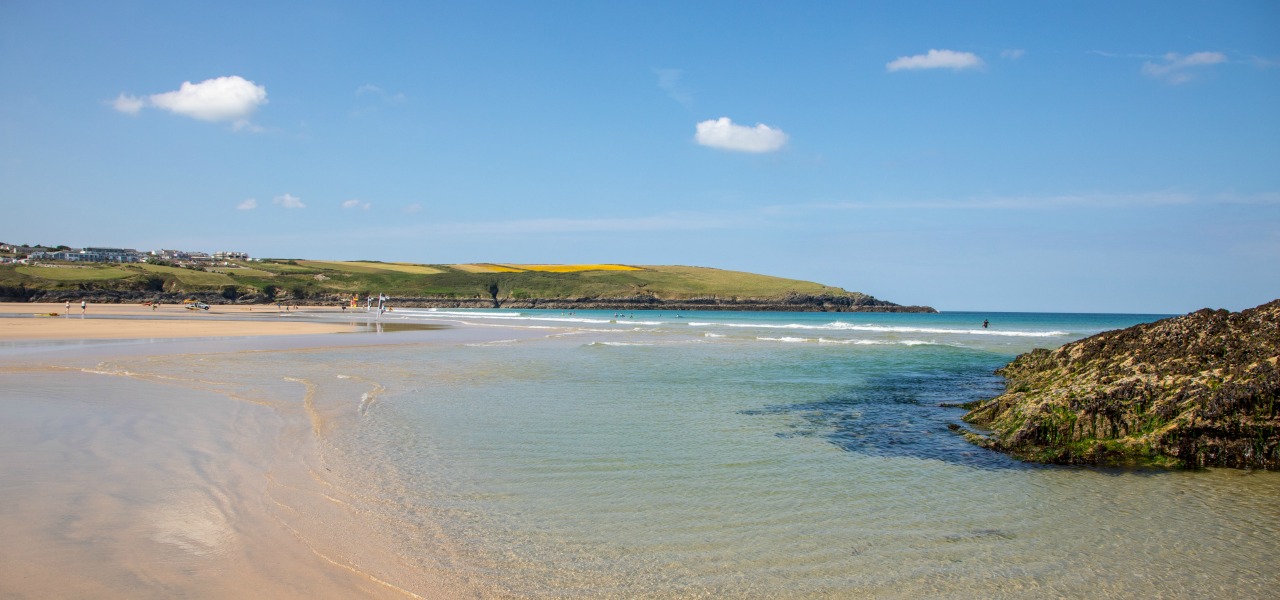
[{"xmin": 80, "ymin": 310, "xmax": 1280, "ymax": 596}]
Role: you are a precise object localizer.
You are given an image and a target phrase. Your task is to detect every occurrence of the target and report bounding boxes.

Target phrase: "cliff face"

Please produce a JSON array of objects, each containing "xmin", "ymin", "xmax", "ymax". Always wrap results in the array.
[
  {"xmin": 13, "ymin": 290, "xmax": 937, "ymax": 313},
  {"xmin": 481, "ymin": 292, "xmax": 936, "ymax": 312},
  {"xmin": 961, "ymin": 300, "xmax": 1280, "ymax": 469}
]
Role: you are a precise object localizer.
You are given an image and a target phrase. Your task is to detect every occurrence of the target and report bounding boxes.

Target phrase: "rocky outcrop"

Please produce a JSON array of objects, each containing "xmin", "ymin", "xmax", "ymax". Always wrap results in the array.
[
  {"xmin": 487, "ymin": 292, "xmax": 935, "ymax": 312},
  {"xmin": 11, "ymin": 290, "xmax": 937, "ymax": 312},
  {"xmin": 960, "ymin": 300, "xmax": 1280, "ymax": 469}
]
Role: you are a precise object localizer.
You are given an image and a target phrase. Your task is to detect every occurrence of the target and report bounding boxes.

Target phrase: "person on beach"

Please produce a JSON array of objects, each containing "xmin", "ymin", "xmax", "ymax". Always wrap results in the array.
[
  {"xmin": 80, "ymin": 300, "xmax": 86, "ymax": 318},
  {"xmin": 983, "ymin": 319, "xmax": 989, "ymax": 329},
  {"xmin": 64, "ymin": 300, "xmax": 70, "ymax": 317}
]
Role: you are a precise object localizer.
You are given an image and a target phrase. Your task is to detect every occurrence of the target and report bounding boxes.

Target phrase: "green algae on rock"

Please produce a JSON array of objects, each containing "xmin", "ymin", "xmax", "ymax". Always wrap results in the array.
[{"xmin": 961, "ymin": 299, "xmax": 1280, "ymax": 469}]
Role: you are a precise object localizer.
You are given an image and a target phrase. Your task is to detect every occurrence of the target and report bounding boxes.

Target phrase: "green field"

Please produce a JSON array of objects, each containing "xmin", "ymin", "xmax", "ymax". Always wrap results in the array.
[
  {"xmin": 132, "ymin": 264, "xmax": 237, "ymax": 286},
  {"xmin": 0, "ymin": 259, "xmax": 870, "ymax": 304},
  {"xmin": 16, "ymin": 265, "xmax": 135, "ymax": 281},
  {"xmin": 296, "ymin": 260, "xmax": 444, "ymax": 275}
]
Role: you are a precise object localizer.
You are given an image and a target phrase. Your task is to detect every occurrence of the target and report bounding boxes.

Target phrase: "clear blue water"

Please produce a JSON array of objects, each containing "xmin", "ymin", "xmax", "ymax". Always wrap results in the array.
[{"xmin": 65, "ymin": 309, "xmax": 1280, "ymax": 597}]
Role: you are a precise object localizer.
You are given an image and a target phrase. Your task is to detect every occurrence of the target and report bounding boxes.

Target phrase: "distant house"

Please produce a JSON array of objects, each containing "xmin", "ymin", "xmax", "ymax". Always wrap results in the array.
[
  {"xmin": 31, "ymin": 247, "xmax": 143, "ymax": 263},
  {"xmin": 213, "ymin": 251, "xmax": 249, "ymax": 260},
  {"xmin": 84, "ymin": 247, "xmax": 144, "ymax": 263},
  {"xmin": 2, "ymin": 244, "xmax": 52, "ymax": 256}
]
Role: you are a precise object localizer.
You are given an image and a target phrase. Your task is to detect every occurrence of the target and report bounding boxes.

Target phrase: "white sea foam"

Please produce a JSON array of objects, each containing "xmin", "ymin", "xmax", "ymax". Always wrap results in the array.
[
  {"xmin": 757, "ymin": 336, "xmax": 811, "ymax": 343},
  {"xmin": 398, "ymin": 309, "xmax": 664, "ymax": 327},
  {"xmin": 417, "ymin": 309, "xmax": 524, "ymax": 317},
  {"xmin": 818, "ymin": 338, "xmax": 887, "ymax": 345},
  {"xmin": 691, "ymin": 320, "xmax": 1066, "ymax": 337},
  {"xmin": 816, "ymin": 338, "xmax": 939, "ymax": 346}
]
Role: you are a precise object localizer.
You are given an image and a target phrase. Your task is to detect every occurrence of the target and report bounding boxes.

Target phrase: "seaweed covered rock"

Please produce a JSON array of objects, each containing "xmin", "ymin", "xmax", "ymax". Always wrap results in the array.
[{"xmin": 962, "ymin": 299, "xmax": 1280, "ymax": 469}]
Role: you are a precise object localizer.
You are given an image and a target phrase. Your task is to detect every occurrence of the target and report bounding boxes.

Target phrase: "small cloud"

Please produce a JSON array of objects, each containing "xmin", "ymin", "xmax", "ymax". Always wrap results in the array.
[
  {"xmin": 654, "ymin": 68, "xmax": 693, "ymax": 106},
  {"xmin": 148, "ymin": 76, "xmax": 267, "ymax": 124},
  {"xmin": 354, "ymin": 84, "xmax": 407, "ymax": 105},
  {"xmin": 694, "ymin": 117, "xmax": 788, "ymax": 153},
  {"xmin": 403, "ymin": 203, "xmax": 423, "ymax": 214},
  {"xmin": 1000, "ymin": 49, "xmax": 1026, "ymax": 60},
  {"xmin": 114, "ymin": 75, "xmax": 268, "ymax": 129},
  {"xmin": 1142, "ymin": 51, "xmax": 1227, "ymax": 84},
  {"xmin": 236, "ymin": 198, "xmax": 258, "ymax": 210},
  {"xmin": 112, "ymin": 93, "xmax": 144, "ymax": 115},
  {"xmin": 273, "ymin": 193, "xmax": 305, "ymax": 209},
  {"xmin": 886, "ymin": 49, "xmax": 984, "ymax": 72},
  {"xmin": 342, "ymin": 199, "xmax": 372, "ymax": 210},
  {"xmin": 1252, "ymin": 56, "xmax": 1280, "ymax": 69}
]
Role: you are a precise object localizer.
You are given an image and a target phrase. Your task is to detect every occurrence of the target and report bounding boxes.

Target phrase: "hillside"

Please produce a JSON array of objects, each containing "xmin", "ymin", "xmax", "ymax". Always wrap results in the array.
[
  {"xmin": 959, "ymin": 300, "xmax": 1280, "ymax": 469},
  {"xmin": 0, "ymin": 260, "xmax": 935, "ymax": 312}
]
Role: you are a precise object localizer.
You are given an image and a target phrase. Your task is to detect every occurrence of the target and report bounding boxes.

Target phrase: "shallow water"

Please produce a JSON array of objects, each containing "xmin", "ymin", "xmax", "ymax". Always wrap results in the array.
[{"xmin": 4, "ymin": 309, "xmax": 1278, "ymax": 597}]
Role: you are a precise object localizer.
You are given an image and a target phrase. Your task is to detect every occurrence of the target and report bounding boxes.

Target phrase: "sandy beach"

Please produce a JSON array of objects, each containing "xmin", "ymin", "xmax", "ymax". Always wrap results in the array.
[
  {"xmin": 0, "ymin": 302, "xmax": 359, "ymax": 341},
  {"xmin": 0, "ymin": 303, "xmax": 507, "ymax": 599}
]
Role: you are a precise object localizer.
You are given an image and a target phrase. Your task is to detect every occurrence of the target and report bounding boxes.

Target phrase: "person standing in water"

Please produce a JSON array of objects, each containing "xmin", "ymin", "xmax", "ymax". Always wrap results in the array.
[{"xmin": 983, "ymin": 319, "xmax": 989, "ymax": 329}]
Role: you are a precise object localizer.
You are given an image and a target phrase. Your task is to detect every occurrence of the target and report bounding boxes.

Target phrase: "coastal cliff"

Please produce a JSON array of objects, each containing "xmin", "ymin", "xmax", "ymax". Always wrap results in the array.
[
  {"xmin": 386, "ymin": 291, "xmax": 935, "ymax": 312},
  {"xmin": 960, "ymin": 299, "xmax": 1280, "ymax": 469},
  {"xmin": 1, "ymin": 261, "xmax": 937, "ymax": 313},
  {"xmin": 4, "ymin": 289, "xmax": 936, "ymax": 313}
]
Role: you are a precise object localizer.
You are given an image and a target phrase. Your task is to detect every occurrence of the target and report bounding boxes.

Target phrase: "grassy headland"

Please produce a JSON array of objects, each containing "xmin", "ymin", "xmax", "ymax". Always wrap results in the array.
[{"xmin": 0, "ymin": 260, "xmax": 935, "ymax": 312}]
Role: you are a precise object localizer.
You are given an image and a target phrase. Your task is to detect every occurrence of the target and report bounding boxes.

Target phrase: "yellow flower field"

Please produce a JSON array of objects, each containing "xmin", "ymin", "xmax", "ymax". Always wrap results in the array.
[
  {"xmin": 449, "ymin": 264, "xmax": 527, "ymax": 273},
  {"xmin": 499, "ymin": 264, "xmax": 642, "ymax": 273}
]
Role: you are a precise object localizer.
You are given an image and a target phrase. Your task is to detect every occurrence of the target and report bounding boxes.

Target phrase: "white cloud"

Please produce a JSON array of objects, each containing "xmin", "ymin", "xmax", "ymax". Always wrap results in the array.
[
  {"xmin": 342, "ymin": 199, "xmax": 372, "ymax": 210},
  {"xmin": 886, "ymin": 49, "xmax": 984, "ymax": 72},
  {"xmin": 355, "ymin": 84, "xmax": 406, "ymax": 103},
  {"xmin": 112, "ymin": 94, "xmax": 144, "ymax": 115},
  {"xmin": 794, "ymin": 191, "xmax": 1199, "ymax": 212},
  {"xmin": 1000, "ymin": 49, "xmax": 1026, "ymax": 60},
  {"xmin": 694, "ymin": 117, "xmax": 788, "ymax": 153},
  {"xmin": 114, "ymin": 75, "xmax": 268, "ymax": 128},
  {"xmin": 1252, "ymin": 56, "xmax": 1280, "ymax": 69},
  {"xmin": 236, "ymin": 198, "xmax": 258, "ymax": 210},
  {"xmin": 149, "ymin": 75, "xmax": 267, "ymax": 122},
  {"xmin": 273, "ymin": 193, "xmax": 305, "ymax": 209},
  {"xmin": 1142, "ymin": 51, "xmax": 1227, "ymax": 84},
  {"xmin": 655, "ymin": 68, "xmax": 692, "ymax": 105}
]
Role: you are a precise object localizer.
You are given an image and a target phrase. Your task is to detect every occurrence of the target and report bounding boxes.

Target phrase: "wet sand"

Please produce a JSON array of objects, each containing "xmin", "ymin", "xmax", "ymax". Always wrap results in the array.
[
  {"xmin": 0, "ymin": 306, "xmax": 535, "ymax": 598},
  {"xmin": 0, "ymin": 303, "xmax": 356, "ymax": 340}
]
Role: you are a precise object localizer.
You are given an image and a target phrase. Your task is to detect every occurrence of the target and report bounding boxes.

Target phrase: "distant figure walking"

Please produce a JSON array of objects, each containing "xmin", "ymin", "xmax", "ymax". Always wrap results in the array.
[
  {"xmin": 81, "ymin": 300, "xmax": 86, "ymax": 319},
  {"xmin": 982, "ymin": 319, "xmax": 989, "ymax": 329},
  {"xmin": 65, "ymin": 300, "xmax": 70, "ymax": 318}
]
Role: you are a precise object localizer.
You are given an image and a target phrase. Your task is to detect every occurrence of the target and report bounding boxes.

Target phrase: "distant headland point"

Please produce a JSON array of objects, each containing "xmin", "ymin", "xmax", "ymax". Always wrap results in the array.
[{"xmin": 0, "ymin": 243, "xmax": 935, "ymax": 313}]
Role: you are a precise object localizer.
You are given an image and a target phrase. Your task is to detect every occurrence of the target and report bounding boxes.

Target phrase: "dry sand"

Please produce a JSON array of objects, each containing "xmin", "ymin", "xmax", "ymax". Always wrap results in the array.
[{"xmin": 0, "ymin": 302, "xmax": 356, "ymax": 340}]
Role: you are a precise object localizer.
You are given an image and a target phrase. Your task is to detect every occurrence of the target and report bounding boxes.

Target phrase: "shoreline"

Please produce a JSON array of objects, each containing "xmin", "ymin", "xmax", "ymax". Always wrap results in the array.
[
  {"xmin": 1, "ymin": 294, "xmax": 939, "ymax": 313},
  {"xmin": 0, "ymin": 302, "xmax": 384, "ymax": 341}
]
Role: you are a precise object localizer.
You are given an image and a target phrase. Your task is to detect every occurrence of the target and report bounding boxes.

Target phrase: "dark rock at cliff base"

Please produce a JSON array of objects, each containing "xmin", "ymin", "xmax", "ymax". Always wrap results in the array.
[
  {"xmin": 13, "ymin": 291, "xmax": 937, "ymax": 313},
  {"xmin": 960, "ymin": 299, "xmax": 1280, "ymax": 469}
]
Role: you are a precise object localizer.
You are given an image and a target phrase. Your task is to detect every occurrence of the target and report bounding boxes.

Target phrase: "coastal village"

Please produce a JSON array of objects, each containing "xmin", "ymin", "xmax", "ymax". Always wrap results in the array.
[{"xmin": 0, "ymin": 243, "xmax": 250, "ymax": 266}]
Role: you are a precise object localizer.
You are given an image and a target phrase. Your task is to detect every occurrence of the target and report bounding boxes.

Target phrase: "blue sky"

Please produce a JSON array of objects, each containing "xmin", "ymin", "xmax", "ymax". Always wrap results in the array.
[{"xmin": 1, "ymin": 1, "xmax": 1277, "ymax": 313}]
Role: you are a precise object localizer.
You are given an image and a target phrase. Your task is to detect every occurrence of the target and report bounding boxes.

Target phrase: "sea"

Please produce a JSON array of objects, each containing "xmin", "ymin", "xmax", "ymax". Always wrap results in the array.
[{"xmin": 5, "ymin": 308, "xmax": 1279, "ymax": 598}]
